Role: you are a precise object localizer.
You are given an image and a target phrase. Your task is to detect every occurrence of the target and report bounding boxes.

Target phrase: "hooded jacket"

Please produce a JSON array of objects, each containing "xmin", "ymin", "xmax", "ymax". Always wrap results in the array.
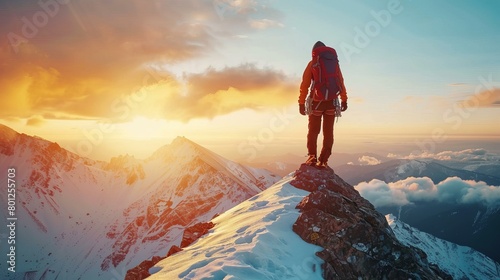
[{"xmin": 299, "ymin": 41, "xmax": 347, "ymax": 104}]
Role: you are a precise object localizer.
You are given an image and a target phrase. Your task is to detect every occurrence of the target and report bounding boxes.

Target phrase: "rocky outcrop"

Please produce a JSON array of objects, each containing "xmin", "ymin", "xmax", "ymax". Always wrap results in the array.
[
  {"xmin": 124, "ymin": 256, "xmax": 163, "ymax": 280},
  {"xmin": 124, "ymin": 221, "xmax": 215, "ymax": 280},
  {"xmin": 180, "ymin": 222, "xmax": 215, "ymax": 247},
  {"xmin": 291, "ymin": 164, "xmax": 451, "ymax": 280}
]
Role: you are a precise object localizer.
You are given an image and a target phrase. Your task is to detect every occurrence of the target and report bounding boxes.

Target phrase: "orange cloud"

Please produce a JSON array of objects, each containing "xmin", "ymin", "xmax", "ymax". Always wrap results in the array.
[
  {"xmin": 0, "ymin": 0, "xmax": 285, "ymax": 123},
  {"xmin": 164, "ymin": 64, "xmax": 297, "ymax": 121},
  {"xmin": 26, "ymin": 115, "xmax": 45, "ymax": 126},
  {"xmin": 459, "ymin": 88, "xmax": 500, "ymax": 108}
]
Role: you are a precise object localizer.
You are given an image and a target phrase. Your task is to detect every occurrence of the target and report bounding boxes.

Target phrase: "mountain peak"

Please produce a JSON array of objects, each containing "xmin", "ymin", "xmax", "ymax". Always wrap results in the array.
[
  {"xmin": 147, "ymin": 165, "xmax": 452, "ymax": 279},
  {"xmin": 0, "ymin": 124, "xmax": 20, "ymax": 156},
  {"xmin": 171, "ymin": 136, "xmax": 195, "ymax": 145},
  {"xmin": 1, "ymin": 127, "xmax": 279, "ymax": 279},
  {"xmin": 0, "ymin": 123, "xmax": 18, "ymax": 135},
  {"xmin": 290, "ymin": 164, "xmax": 451, "ymax": 279},
  {"xmin": 147, "ymin": 136, "xmax": 203, "ymax": 164}
]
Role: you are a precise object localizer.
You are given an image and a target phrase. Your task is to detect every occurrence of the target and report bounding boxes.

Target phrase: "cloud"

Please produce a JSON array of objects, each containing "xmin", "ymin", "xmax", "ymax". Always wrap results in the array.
[
  {"xmin": 0, "ymin": 0, "xmax": 285, "ymax": 122},
  {"xmin": 355, "ymin": 176, "xmax": 500, "ymax": 208},
  {"xmin": 162, "ymin": 64, "xmax": 296, "ymax": 121},
  {"xmin": 355, "ymin": 179, "xmax": 409, "ymax": 207},
  {"xmin": 26, "ymin": 115, "xmax": 45, "ymax": 126},
  {"xmin": 459, "ymin": 88, "xmax": 500, "ymax": 108},
  {"xmin": 448, "ymin": 83, "xmax": 468, "ymax": 87},
  {"xmin": 401, "ymin": 96, "xmax": 424, "ymax": 103},
  {"xmin": 358, "ymin": 156, "xmax": 381, "ymax": 166},
  {"xmin": 387, "ymin": 149, "xmax": 500, "ymax": 162},
  {"xmin": 350, "ymin": 97, "xmax": 365, "ymax": 104},
  {"xmin": 249, "ymin": 19, "xmax": 284, "ymax": 29},
  {"xmin": 400, "ymin": 87, "xmax": 500, "ymax": 110}
]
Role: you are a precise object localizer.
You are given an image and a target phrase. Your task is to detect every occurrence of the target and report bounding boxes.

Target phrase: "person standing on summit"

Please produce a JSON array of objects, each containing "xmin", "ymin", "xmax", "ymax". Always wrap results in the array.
[{"xmin": 298, "ymin": 41, "xmax": 348, "ymax": 168}]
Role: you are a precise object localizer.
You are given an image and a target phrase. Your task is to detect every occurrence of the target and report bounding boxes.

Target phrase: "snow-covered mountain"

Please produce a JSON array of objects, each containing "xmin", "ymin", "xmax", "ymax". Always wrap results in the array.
[
  {"xmin": 387, "ymin": 214, "xmax": 500, "ymax": 279},
  {"xmin": 0, "ymin": 124, "xmax": 279, "ymax": 280},
  {"xmin": 147, "ymin": 174, "xmax": 324, "ymax": 279},
  {"xmin": 148, "ymin": 165, "xmax": 499, "ymax": 279},
  {"xmin": 377, "ymin": 202, "xmax": 500, "ymax": 264}
]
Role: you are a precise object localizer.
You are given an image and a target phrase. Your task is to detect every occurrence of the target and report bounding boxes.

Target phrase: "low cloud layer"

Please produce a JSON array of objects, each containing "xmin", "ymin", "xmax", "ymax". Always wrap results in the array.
[
  {"xmin": 355, "ymin": 176, "xmax": 500, "ymax": 208},
  {"xmin": 388, "ymin": 149, "xmax": 500, "ymax": 162},
  {"xmin": 358, "ymin": 156, "xmax": 381, "ymax": 166},
  {"xmin": 0, "ymin": 0, "xmax": 289, "ymax": 122}
]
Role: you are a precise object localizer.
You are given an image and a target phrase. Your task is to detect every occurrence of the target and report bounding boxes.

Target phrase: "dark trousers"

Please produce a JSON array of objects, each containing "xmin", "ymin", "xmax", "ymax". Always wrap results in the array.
[{"xmin": 307, "ymin": 101, "xmax": 335, "ymax": 161}]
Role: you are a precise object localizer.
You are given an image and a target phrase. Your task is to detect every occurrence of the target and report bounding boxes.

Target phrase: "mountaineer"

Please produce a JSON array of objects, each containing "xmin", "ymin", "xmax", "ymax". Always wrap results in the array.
[{"xmin": 298, "ymin": 41, "xmax": 348, "ymax": 168}]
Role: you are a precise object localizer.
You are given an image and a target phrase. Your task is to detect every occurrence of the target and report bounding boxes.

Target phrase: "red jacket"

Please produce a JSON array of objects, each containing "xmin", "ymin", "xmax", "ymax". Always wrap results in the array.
[{"xmin": 298, "ymin": 60, "xmax": 347, "ymax": 104}]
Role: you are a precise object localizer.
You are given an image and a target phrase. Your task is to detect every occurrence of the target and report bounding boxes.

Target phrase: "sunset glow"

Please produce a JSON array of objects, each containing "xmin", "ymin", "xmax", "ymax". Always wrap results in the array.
[{"xmin": 1, "ymin": 0, "xmax": 499, "ymax": 161}]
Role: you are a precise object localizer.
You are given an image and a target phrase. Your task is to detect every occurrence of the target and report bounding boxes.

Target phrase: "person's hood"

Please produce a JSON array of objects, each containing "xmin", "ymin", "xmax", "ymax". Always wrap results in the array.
[{"xmin": 312, "ymin": 41, "xmax": 326, "ymax": 51}]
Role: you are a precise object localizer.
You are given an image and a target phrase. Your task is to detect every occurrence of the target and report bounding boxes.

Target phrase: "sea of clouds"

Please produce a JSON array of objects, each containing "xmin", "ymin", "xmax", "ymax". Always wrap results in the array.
[{"xmin": 355, "ymin": 176, "xmax": 500, "ymax": 208}]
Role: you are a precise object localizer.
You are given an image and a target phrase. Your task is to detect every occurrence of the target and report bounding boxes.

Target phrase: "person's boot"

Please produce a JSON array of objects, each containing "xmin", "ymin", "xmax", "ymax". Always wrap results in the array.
[
  {"xmin": 316, "ymin": 161, "xmax": 328, "ymax": 168},
  {"xmin": 316, "ymin": 156, "xmax": 328, "ymax": 169},
  {"xmin": 305, "ymin": 154, "xmax": 317, "ymax": 166}
]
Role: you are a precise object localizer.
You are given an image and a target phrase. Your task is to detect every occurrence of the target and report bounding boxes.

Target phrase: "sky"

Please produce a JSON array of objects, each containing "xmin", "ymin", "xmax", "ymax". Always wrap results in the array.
[{"xmin": 1, "ymin": 0, "xmax": 499, "ymax": 162}]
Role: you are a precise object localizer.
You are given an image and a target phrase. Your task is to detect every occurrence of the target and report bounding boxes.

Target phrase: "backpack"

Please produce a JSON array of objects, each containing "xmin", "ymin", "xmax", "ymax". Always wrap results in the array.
[{"xmin": 310, "ymin": 46, "xmax": 340, "ymax": 101}]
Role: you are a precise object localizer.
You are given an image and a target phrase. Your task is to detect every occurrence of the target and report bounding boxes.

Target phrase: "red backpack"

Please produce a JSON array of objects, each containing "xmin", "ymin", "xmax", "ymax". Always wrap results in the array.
[{"xmin": 311, "ymin": 46, "xmax": 340, "ymax": 101}]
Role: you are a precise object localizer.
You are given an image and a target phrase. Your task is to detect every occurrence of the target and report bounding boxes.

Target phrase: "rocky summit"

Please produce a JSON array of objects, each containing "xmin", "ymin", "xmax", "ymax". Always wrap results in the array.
[{"xmin": 291, "ymin": 164, "xmax": 451, "ymax": 279}]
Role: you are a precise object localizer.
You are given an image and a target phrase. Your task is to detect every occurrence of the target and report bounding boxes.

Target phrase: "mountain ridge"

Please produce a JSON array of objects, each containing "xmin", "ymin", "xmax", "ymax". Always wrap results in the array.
[
  {"xmin": 387, "ymin": 214, "xmax": 500, "ymax": 279},
  {"xmin": 145, "ymin": 165, "xmax": 498, "ymax": 279},
  {"xmin": 146, "ymin": 164, "xmax": 498, "ymax": 279},
  {"xmin": 0, "ymin": 124, "xmax": 279, "ymax": 280}
]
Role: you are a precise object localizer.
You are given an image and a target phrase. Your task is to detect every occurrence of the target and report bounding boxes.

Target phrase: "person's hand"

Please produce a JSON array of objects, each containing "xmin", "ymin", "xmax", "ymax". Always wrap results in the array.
[
  {"xmin": 341, "ymin": 101, "xmax": 348, "ymax": 112},
  {"xmin": 299, "ymin": 104, "xmax": 306, "ymax": 115}
]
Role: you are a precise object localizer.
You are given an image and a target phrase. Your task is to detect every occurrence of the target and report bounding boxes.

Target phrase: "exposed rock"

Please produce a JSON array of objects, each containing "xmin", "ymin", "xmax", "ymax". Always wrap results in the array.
[
  {"xmin": 124, "ymin": 221, "xmax": 215, "ymax": 280},
  {"xmin": 166, "ymin": 245, "xmax": 182, "ymax": 257},
  {"xmin": 124, "ymin": 256, "xmax": 163, "ymax": 280},
  {"xmin": 180, "ymin": 222, "xmax": 215, "ymax": 247},
  {"xmin": 291, "ymin": 164, "xmax": 452, "ymax": 280}
]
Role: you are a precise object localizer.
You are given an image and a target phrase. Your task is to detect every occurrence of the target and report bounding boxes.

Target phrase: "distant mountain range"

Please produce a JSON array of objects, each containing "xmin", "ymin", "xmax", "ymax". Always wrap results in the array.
[
  {"xmin": 335, "ymin": 159, "xmax": 500, "ymax": 186},
  {"xmin": 0, "ymin": 124, "xmax": 279, "ymax": 280},
  {"xmin": 387, "ymin": 214, "xmax": 500, "ymax": 279},
  {"xmin": 248, "ymin": 152, "xmax": 386, "ymax": 177}
]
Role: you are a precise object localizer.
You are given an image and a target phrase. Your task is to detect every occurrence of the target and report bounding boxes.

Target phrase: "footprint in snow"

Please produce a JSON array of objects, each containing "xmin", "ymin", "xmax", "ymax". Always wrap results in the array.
[{"xmin": 234, "ymin": 228, "xmax": 265, "ymax": 244}]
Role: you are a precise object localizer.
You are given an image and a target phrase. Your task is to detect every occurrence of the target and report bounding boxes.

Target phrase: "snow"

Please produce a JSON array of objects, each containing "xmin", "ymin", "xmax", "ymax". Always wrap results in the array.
[
  {"xmin": 472, "ymin": 210, "xmax": 482, "ymax": 230},
  {"xmin": 396, "ymin": 160, "xmax": 427, "ymax": 175},
  {"xmin": 352, "ymin": 243, "xmax": 368, "ymax": 253},
  {"xmin": 386, "ymin": 214, "xmax": 500, "ymax": 280},
  {"xmin": 275, "ymin": 162, "xmax": 287, "ymax": 170},
  {"xmin": 0, "ymin": 131, "xmax": 280, "ymax": 280},
  {"xmin": 148, "ymin": 176, "xmax": 324, "ymax": 280}
]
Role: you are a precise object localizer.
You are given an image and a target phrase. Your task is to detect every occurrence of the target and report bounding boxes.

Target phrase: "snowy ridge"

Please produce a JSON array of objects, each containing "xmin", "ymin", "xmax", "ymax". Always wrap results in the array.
[
  {"xmin": 387, "ymin": 214, "xmax": 500, "ymax": 280},
  {"xmin": 148, "ymin": 164, "xmax": 499, "ymax": 280},
  {"xmin": 148, "ymin": 175, "xmax": 324, "ymax": 280},
  {"xmin": 148, "ymin": 137, "xmax": 273, "ymax": 193}
]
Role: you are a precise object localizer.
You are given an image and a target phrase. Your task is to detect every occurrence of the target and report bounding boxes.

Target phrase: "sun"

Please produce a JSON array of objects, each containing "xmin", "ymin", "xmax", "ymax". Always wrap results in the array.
[{"xmin": 117, "ymin": 116, "xmax": 167, "ymax": 140}]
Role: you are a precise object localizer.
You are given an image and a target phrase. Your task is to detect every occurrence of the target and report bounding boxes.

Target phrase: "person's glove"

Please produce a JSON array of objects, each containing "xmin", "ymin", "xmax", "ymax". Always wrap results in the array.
[
  {"xmin": 299, "ymin": 104, "xmax": 306, "ymax": 115},
  {"xmin": 341, "ymin": 101, "xmax": 348, "ymax": 112}
]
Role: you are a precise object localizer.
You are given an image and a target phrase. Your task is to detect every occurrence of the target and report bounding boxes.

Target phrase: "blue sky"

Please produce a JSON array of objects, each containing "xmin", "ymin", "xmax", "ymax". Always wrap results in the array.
[{"xmin": 1, "ymin": 0, "xmax": 499, "ymax": 161}]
